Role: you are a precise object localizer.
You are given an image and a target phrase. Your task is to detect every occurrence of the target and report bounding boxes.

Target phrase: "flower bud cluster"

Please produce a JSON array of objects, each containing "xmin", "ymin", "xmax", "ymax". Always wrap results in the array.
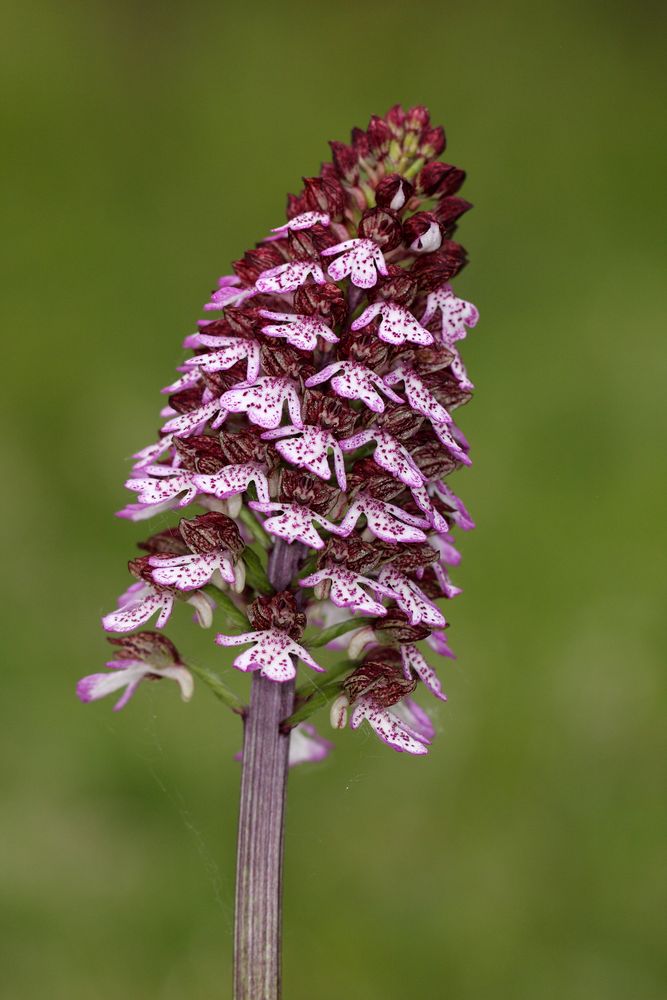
[{"xmin": 79, "ymin": 105, "xmax": 479, "ymax": 758}]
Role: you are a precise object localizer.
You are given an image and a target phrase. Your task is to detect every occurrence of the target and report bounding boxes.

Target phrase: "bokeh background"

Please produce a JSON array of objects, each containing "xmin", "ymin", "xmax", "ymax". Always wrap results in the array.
[{"xmin": 2, "ymin": 0, "xmax": 666, "ymax": 997}]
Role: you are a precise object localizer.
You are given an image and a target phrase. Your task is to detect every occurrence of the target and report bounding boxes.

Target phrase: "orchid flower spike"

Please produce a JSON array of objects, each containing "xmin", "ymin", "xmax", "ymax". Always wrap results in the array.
[{"xmin": 83, "ymin": 103, "xmax": 479, "ymax": 763}]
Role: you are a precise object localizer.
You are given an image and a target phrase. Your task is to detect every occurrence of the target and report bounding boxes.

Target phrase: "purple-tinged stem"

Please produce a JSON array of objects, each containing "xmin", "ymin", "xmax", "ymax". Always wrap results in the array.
[{"xmin": 233, "ymin": 541, "xmax": 303, "ymax": 1000}]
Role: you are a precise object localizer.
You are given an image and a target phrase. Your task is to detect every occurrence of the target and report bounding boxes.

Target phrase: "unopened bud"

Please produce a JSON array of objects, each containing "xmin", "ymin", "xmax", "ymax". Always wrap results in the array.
[
  {"xmin": 330, "ymin": 693, "xmax": 350, "ymax": 730},
  {"xmin": 375, "ymin": 173, "xmax": 414, "ymax": 212},
  {"xmin": 403, "ymin": 212, "xmax": 442, "ymax": 253}
]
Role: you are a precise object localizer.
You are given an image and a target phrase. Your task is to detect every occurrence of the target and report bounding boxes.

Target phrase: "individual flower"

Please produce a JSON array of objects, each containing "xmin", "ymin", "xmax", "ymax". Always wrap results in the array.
[
  {"xmin": 299, "ymin": 564, "xmax": 398, "ymax": 617},
  {"xmin": 216, "ymin": 593, "xmax": 323, "ymax": 682},
  {"xmin": 149, "ymin": 512, "xmax": 246, "ymax": 593},
  {"xmin": 421, "ymin": 283, "xmax": 479, "ymax": 345},
  {"xmin": 330, "ymin": 652, "xmax": 433, "ymax": 755},
  {"xmin": 77, "ymin": 632, "xmax": 193, "ymax": 711},
  {"xmin": 103, "ymin": 557, "xmax": 215, "ymax": 632},
  {"xmin": 271, "ymin": 211, "xmax": 331, "ymax": 233},
  {"xmin": 321, "ymin": 238, "xmax": 389, "ymax": 288},
  {"xmin": 350, "ymin": 301, "xmax": 433, "ymax": 346},
  {"xmin": 220, "ymin": 377, "xmax": 303, "ymax": 430},
  {"xmin": 255, "ymin": 259, "xmax": 326, "ymax": 293},
  {"xmin": 305, "ymin": 360, "xmax": 403, "ymax": 413},
  {"xmin": 261, "ymin": 425, "xmax": 347, "ymax": 489},
  {"xmin": 258, "ymin": 310, "xmax": 339, "ymax": 351}
]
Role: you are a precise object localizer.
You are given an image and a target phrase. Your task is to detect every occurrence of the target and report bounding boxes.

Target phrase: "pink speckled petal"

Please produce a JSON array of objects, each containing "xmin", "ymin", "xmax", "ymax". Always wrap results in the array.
[
  {"xmin": 401, "ymin": 644, "xmax": 447, "ymax": 702},
  {"xmin": 184, "ymin": 340, "xmax": 261, "ymax": 384},
  {"xmin": 431, "ymin": 531, "xmax": 462, "ymax": 567},
  {"xmin": 340, "ymin": 429, "xmax": 425, "ymax": 489},
  {"xmin": 350, "ymin": 699, "xmax": 430, "ymax": 754},
  {"xmin": 271, "ymin": 211, "xmax": 330, "ymax": 233},
  {"xmin": 255, "ymin": 260, "xmax": 326, "ymax": 294},
  {"xmin": 264, "ymin": 425, "xmax": 343, "ymax": 485},
  {"xmin": 162, "ymin": 399, "xmax": 226, "ymax": 437},
  {"xmin": 220, "ymin": 377, "xmax": 303, "ymax": 430},
  {"xmin": 249, "ymin": 501, "xmax": 335, "ymax": 550},
  {"xmin": 150, "ymin": 551, "xmax": 223, "ymax": 591},
  {"xmin": 431, "ymin": 482, "xmax": 475, "ymax": 531},
  {"xmin": 259, "ymin": 310, "xmax": 339, "ymax": 350},
  {"xmin": 216, "ymin": 629, "xmax": 323, "ymax": 681},
  {"xmin": 433, "ymin": 563, "xmax": 463, "ymax": 599},
  {"xmin": 193, "ymin": 463, "xmax": 269, "ymax": 503},
  {"xmin": 432, "ymin": 421, "xmax": 472, "ymax": 465},
  {"xmin": 426, "ymin": 629, "xmax": 456, "ymax": 659},
  {"xmin": 300, "ymin": 565, "xmax": 397, "ymax": 617},
  {"xmin": 338, "ymin": 495, "xmax": 428, "ymax": 544},
  {"xmin": 203, "ymin": 275, "xmax": 257, "ymax": 312},
  {"xmin": 102, "ymin": 589, "xmax": 173, "ymax": 633},
  {"xmin": 352, "ymin": 302, "xmax": 433, "ymax": 346},
  {"xmin": 132, "ymin": 435, "xmax": 174, "ymax": 469},
  {"xmin": 383, "ymin": 367, "xmax": 451, "ymax": 424},
  {"xmin": 379, "ymin": 566, "xmax": 446, "ymax": 627},
  {"xmin": 162, "ymin": 369, "xmax": 202, "ymax": 394},
  {"xmin": 421, "ymin": 284, "xmax": 479, "ymax": 346},
  {"xmin": 124, "ymin": 471, "xmax": 197, "ymax": 508},
  {"xmin": 409, "ymin": 484, "xmax": 450, "ymax": 534},
  {"xmin": 322, "ymin": 238, "xmax": 388, "ymax": 289},
  {"xmin": 395, "ymin": 697, "xmax": 435, "ymax": 741}
]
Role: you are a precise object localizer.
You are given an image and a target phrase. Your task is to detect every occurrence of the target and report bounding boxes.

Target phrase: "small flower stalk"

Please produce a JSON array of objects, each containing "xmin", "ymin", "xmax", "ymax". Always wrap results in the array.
[{"xmin": 80, "ymin": 105, "xmax": 479, "ymax": 999}]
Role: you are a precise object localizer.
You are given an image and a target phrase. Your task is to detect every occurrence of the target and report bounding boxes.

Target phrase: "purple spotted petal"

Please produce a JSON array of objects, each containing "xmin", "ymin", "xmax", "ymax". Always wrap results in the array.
[
  {"xmin": 431, "ymin": 482, "xmax": 475, "ymax": 531},
  {"xmin": 102, "ymin": 586, "xmax": 174, "ymax": 633},
  {"xmin": 378, "ymin": 566, "xmax": 445, "ymax": 627},
  {"xmin": 338, "ymin": 494, "xmax": 429, "ymax": 544},
  {"xmin": 351, "ymin": 301, "xmax": 433, "ymax": 346},
  {"xmin": 192, "ymin": 463, "xmax": 270, "ymax": 503},
  {"xmin": 124, "ymin": 469, "xmax": 197, "ymax": 508},
  {"xmin": 215, "ymin": 628, "xmax": 323, "ymax": 682},
  {"xmin": 249, "ymin": 501, "xmax": 340, "ymax": 550},
  {"xmin": 255, "ymin": 260, "xmax": 326, "ymax": 294},
  {"xmin": 383, "ymin": 366, "xmax": 451, "ymax": 424},
  {"xmin": 339, "ymin": 429, "xmax": 425, "ymax": 489},
  {"xmin": 132, "ymin": 435, "xmax": 174, "ymax": 470},
  {"xmin": 184, "ymin": 339, "xmax": 261, "ymax": 384},
  {"xmin": 271, "ymin": 211, "xmax": 330, "ymax": 233},
  {"xmin": 300, "ymin": 565, "xmax": 398, "ymax": 617},
  {"xmin": 321, "ymin": 238, "xmax": 388, "ymax": 289},
  {"xmin": 305, "ymin": 361, "xmax": 403, "ymax": 414},
  {"xmin": 350, "ymin": 698, "xmax": 430, "ymax": 754},
  {"xmin": 432, "ymin": 421, "xmax": 472, "ymax": 465},
  {"xmin": 394, "ymin": 697, "xmax": 435, "ymax": 741},
  {"xmin": 259, "ymin": 310, "xmax": 338, "ymax": 350},
  {"xmin": 401, "ymin": 644, "xmax": 447, "ymax": 702},
  {"xmin": 262, "ymin": 425, "xmax": 346, "ymax": 488},
  {"xmin": 421, "ymin": 284, "xmax": 479, "ymax": 346},
  {"xmin": 162, "ymin": 398, "xmax": 228, "ymax": 437},
  {"xmin": 77, "ymin": 662, "xmax": 193, "ymax": 711},
  {"xmin": 220, "ymin": 377, "xmax": 303, "ymax": 430},
  {"xmin": 150, "ymin": 550, "xmax": 235, "ymax": 591}
]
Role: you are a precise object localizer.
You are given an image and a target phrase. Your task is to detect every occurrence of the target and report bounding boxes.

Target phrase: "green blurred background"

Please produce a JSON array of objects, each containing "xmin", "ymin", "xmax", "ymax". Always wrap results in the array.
[{"xmin": 2, "ymin": 0, "xmax": 666, "ymax": 997}]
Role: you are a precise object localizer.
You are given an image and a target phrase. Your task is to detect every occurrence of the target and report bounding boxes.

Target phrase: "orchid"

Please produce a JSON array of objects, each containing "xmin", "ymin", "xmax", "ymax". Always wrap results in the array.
[
  {"xmin": 321, "ymin": 238, "xmax": 389, "ymax": 288},
  {"xmin": 216, "ymin": 626, "xmax": 323, "ymax": 682},
  {"xmin": 77, "ymin": 632, "xmax": 193, "ymax": 711},
  {"xmin": 82, "ymin": 105, "xmax": 479, "ymax": 999},
  {"xmin": 259, "ymin": 310, "xmax": 339, "ymax": 350},
  {"xmin": 351, "ymin": 301, "xmax": 434, "ymax": 346}
]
